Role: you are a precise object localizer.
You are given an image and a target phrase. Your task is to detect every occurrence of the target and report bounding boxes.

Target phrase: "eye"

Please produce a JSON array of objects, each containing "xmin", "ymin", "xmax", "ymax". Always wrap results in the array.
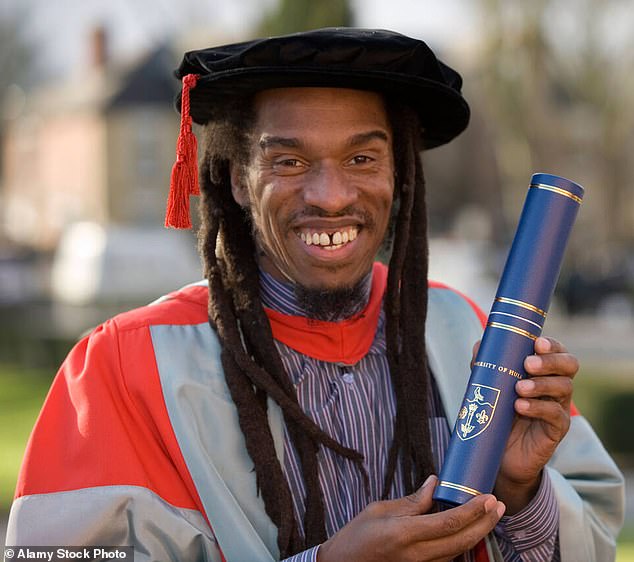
[
  {"xmin": 271, "ymin": 156, "xmax": 308, "ymax": 175},
  {"xmin": 348, "ymin": 155, "xmax": 374, "ymax": 165},
  {"xmin": 278, "ymin": 158, "xmax": 302, "ymax": 167},
  {"xmin": 273, "ymin": 157, "xmax": 308, "ymax": 170}
]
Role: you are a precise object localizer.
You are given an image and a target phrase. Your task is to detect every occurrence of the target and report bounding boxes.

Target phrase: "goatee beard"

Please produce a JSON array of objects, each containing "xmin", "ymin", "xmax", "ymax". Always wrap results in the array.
[{"xmin": 294, "ymin": 275, "xmax": 371, "ymax": 322}]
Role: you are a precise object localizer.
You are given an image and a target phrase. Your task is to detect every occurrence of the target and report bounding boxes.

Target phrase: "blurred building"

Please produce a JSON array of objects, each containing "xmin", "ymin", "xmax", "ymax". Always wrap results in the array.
[{"xmin": 1, "ymin": 27, "xmax": 180, "ymax": 250}]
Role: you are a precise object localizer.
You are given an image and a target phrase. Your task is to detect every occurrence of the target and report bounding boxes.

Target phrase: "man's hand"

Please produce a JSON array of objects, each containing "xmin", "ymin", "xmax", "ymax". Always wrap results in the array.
[
  {"xmin": 317, "ymin": 475, "xmax": 505, "ymax": 562},
  {"xmin": 494, "ymin": 336, "xmax": 579, "ymax": 514}
]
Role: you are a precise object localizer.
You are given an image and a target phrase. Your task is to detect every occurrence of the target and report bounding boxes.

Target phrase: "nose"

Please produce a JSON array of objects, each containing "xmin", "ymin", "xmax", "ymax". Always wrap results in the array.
[{"xmin": 302, "ymin": 162, "xmax": 358, "ymax": 213}]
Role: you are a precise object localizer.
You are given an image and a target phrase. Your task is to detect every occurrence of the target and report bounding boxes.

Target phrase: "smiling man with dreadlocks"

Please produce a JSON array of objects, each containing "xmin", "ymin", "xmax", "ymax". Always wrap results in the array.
[{"xmin": 7, "ymin": 29, "xmax": 624, "ymax": 562}]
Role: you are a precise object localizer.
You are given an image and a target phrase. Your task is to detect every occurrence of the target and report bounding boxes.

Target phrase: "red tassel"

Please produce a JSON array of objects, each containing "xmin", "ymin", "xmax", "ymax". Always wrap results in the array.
[{"xmin": 165, "ymin": 73, "xmax": 200, "ymax": 228}]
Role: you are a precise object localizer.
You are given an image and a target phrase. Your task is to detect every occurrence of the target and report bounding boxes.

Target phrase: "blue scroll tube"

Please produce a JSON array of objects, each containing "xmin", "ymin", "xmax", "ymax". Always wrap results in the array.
[{"xmin": 432, "ymin": 173, "xmax": 584, "ymax": 506}]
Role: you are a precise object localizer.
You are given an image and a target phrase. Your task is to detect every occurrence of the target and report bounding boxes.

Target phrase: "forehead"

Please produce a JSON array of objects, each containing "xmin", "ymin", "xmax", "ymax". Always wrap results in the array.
[{"xmin": 252, "ymin": 87, "xmax": 391, "ymax": 137}]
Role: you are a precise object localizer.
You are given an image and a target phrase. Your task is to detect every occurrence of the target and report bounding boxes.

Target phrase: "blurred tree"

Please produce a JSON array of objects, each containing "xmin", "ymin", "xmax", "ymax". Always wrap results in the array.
[
  {"xmin": 0, "ymin": 7, "xmax": 34, "ymax": 179},
  {"xmin": 258, "ymin": 0, "xmax": 353, "ymax": 36},
  {"xmin": 472, "ymin": 0, "xmax": 634, "ymax": 251}
]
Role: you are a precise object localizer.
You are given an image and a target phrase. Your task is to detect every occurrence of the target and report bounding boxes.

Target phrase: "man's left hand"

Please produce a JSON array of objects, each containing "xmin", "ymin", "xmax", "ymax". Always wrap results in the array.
[{"xmin": 493, "ymin": 336, "xmax": 578, "ymax": 515}]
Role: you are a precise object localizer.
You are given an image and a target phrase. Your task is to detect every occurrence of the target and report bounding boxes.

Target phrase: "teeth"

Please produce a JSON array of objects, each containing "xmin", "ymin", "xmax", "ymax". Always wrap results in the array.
[{"xmin": 297, "ymin": 227, "xmax": 359, "ymax": 248}]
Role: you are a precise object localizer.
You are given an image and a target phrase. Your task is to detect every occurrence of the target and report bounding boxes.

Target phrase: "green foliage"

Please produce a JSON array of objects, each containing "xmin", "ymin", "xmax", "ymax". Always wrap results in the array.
[
  {"xmin": 572, "ymin": 366, "xmax": 634, "ymax": 468},
  {"xmin": 0, "ymin": 366, "xmax": 52, "ymax": 511},
  {"xmin": 600, "ymin": 392, "xmax": 634, "ymax": 459},
  {"xmin": 258, "ymin": 0, "xmax": 353, "ymax": 36}
]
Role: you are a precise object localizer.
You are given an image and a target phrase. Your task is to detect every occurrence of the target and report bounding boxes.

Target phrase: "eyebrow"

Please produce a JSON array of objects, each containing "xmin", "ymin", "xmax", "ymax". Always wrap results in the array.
[
  {"xmin": 346, "ymin": 130, "xmax": 390, "ymax": 148},
  {"xmin": 258, "ymin": 136, "xmax": 301, "ymax": 150},
  {"xmin": 259, "ymin": 130, "xmax": 389, "ymax": 151}
]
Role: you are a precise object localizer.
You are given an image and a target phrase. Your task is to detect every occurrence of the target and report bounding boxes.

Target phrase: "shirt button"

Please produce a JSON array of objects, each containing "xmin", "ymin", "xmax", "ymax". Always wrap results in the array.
[{"xmin": 342, "ymin": 372, "xmax": 354, "ymax": 384}]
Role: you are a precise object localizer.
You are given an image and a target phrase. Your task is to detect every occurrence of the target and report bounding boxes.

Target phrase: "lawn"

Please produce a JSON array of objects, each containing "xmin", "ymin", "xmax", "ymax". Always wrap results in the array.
[
  {"xmin": 620, "ymin": 545, "xmax": 634, "ymax": 561},
  {"xmin": 0, "ymin": 366, "xmax": 52, "ymax": 511},
  {"xmin": 619, "ymin": 527, "xmax": 634, "ymax": 562}
]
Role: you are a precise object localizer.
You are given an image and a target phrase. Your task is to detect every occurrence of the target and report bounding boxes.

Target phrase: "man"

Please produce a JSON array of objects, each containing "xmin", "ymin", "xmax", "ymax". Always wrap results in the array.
[{"xmin": 7, "ymin": 28, "xmax": 624, "ymax": 561}]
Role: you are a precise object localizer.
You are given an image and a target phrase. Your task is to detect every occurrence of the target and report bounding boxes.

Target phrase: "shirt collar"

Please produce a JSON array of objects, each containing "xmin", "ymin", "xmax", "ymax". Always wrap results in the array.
[{"xmin": 259, "ymin": 267, "xmax": 373, "ymax": 319}]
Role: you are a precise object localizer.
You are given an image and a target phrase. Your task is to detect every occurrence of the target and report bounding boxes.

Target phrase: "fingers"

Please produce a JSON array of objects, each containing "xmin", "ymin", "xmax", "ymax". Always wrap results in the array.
[
  {"xmin": 514, "ymin": 397, "xmax": 571, "ymax": 443},
  {"xmin": 534, "ymin": 336, "xmax": 566, "ymax": 354},
  {"xmin": 514, "ymin": 391, "xmax": 570, "ymax": 422},
  {"xmin": 524, "ymin": 337, "xmax": 579, "ymax": 379},
  {"xmin": 401, "ymin": 474, "xmax": 436, "ymax": 513},
  {"xmin": 516, "ymin": 376, "xmax": 573, "ymax": 403},
  {"xmin": 521, "ymin": 335, "xmax": 577, "ymax": 416},
  {"xmin": 515, "ymin": 371, "xmax": 572, "ymax": 438},
  {"xmin": 524, "ymin": 352, "xmax": 579, "ymax": 378},
  {"xmin": 374, "ymin": 474, "xmax": 436, "ymax": 517},
  {"xmin": 326, "ymin": 481, "xmax": 505, "ymax": 562},
  {"xmin": 405, "ymin": 495, "xmax": 505, "ymax": 559},
  {"xmin": 418, "ymin": 495, "xmax": 505, "ymax": 540}
]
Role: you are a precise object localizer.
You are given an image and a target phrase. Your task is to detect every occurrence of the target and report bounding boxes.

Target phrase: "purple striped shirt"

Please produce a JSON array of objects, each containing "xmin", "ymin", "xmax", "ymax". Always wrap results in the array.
[{"xmin": 260, "ymin": 270, "xmax": 560, "ymax": 562}]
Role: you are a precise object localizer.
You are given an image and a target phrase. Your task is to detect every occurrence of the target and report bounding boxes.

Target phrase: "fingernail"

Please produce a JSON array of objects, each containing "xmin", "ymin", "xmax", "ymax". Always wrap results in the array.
[
  {"xmin": 484, "ymin": 497, "xmax": 497, "ymax": 513},
  {"xmin": 537, "ymin": 337, "xmax": 551, "ymax": 351},
  {"xmin": 517, "ymin": 379, "xmax": 535, "ymax": 393},
  {"xmin": 516, "ymin": 398, "xmax": 530, "ymax": 412},
  {"xmin": 423, "ymin": 474, "xmax": 437, "ymax": 488},
  {"xmin": 497, "ymin": 502, "xmax": 506, "ymax": 518},
  {"xmin": 525, "ymin": 355, "xmax": 541, "ymax": 370}
]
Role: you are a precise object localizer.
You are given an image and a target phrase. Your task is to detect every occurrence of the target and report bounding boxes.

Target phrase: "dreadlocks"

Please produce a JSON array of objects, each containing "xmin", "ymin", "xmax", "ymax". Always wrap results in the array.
[{"xmin": 197, "ymin": 96, "xmax": 434, "ymax": 558}]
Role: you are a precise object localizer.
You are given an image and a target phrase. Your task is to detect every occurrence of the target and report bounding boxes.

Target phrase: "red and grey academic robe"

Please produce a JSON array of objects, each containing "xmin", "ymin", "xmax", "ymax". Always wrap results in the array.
[{"xmin": 6, "ymin": 274, "xmax": 624, "ymax": 561}]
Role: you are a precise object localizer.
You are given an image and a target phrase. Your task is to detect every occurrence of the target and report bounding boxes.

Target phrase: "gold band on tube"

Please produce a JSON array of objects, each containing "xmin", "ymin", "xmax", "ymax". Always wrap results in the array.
[
  {"xmin": 487, "ymin": 322, "xmax": 538, "ymax": 341},
  {"xmin": 530, "ymin": 183, "xmax": 583, "ymax": 205},
  {"xmin": 495, "ymin": 297, "xmax": 547, "ymax": 318},
  {"xmin": 489, "ymin": 311, "xmax": 543, "ymax": 331},
  {"xmin": 438, "ymin": 481, "xmax": 482, "ymax": 497}
]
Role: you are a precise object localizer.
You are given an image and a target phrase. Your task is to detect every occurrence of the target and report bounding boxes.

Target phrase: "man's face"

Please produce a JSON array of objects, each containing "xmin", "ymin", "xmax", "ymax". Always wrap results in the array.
[{"xmin": 232, "ymin": 87, "xmax": 395, "ymax": 292}]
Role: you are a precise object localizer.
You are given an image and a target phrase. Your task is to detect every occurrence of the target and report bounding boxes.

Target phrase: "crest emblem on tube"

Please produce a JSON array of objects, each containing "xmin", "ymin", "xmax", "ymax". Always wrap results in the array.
[{"xmin": 456, "ymin": 384, "xmax": 500, "ymax": 440}]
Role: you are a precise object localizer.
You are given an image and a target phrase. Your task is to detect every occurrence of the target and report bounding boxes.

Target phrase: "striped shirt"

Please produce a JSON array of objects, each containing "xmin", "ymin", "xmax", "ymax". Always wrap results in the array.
[{"xmin": 260, "ymin": 270, "xmax": 560, "ymax": 562}]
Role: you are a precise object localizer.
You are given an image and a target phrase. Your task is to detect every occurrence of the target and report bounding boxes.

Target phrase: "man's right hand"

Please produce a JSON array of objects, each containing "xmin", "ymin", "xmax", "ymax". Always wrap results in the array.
[{"xmin": 317, "ymin": 475, "xmax": 505, "ymax": 562}]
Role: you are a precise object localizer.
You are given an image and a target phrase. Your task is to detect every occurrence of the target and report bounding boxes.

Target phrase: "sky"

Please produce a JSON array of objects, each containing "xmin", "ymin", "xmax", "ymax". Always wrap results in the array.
[{"xmin": 2, "ymin": 0, "xmax": 478, "ymax": 81}]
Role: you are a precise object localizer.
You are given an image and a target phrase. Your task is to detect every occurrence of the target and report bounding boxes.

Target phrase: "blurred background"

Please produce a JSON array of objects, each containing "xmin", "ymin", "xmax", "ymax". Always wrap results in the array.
[{"xmin": 1, "ymin": 0, "xmax": 633, "ymax": 557}]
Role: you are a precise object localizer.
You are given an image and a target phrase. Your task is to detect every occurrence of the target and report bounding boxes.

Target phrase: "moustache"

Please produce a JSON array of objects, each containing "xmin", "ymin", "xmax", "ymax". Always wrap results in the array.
[{"xmin": 288, "ymin": 206, "xmax": 375, "ymax": 227}]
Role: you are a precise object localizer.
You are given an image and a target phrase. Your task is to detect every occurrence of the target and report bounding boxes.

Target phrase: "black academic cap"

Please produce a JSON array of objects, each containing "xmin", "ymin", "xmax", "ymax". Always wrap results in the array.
[{"xmin": 176, "ymin": 27, "xmax": 470, "ymax": 149}]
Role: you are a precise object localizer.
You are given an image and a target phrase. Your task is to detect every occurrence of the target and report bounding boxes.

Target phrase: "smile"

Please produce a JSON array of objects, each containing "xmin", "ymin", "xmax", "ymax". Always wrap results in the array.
[{"xmin": 296, "ymin": 227, "xmax": 359, "ymax": 251}]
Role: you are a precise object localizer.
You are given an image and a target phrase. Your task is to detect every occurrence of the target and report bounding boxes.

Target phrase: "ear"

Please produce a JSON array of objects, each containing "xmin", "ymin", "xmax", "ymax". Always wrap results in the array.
[{"xmin": 230, "ymin": 164, "xmax": 250, "ymax": 207}]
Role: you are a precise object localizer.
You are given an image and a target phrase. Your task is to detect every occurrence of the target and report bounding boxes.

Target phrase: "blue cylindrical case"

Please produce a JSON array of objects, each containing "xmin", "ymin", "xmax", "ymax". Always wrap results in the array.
[{"xmin": 432, "ymin": 173, "xmax": 584, "ymax": 506}]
